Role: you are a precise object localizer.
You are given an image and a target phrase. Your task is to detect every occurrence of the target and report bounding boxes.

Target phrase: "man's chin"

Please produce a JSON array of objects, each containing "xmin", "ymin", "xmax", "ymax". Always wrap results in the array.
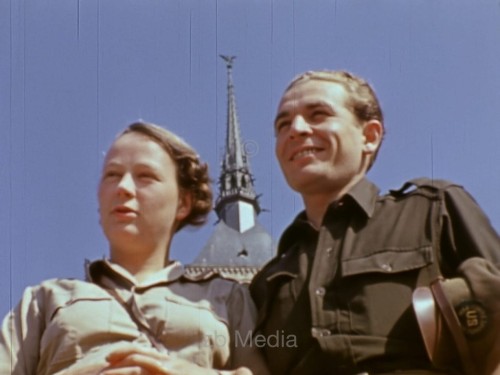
[{"xmin": 286, "ymin": 172, "xmax": 325, "ymax": 193}]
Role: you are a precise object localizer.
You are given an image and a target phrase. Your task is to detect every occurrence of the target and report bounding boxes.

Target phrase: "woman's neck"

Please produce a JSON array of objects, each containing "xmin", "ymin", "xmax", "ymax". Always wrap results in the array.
[{"xmin": 109, "ymin": 242, "xmax": 170, "ymax": 283}]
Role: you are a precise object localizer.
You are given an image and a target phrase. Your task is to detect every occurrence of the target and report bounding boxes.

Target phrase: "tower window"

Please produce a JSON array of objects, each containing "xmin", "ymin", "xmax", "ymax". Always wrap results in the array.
[{"xmin": 237, "ymin": 249, "xmax": 248, "ymax": 257}]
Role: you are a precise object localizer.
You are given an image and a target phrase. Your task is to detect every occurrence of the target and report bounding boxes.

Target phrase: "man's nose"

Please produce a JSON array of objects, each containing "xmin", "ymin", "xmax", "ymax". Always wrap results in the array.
[
  {"xmin": 116, "ymin": 173, "xmax": 135, "ymax": 197},
  {"xmin": 289, "ymin": 115, "xmax": 312, "ymax": 137}
]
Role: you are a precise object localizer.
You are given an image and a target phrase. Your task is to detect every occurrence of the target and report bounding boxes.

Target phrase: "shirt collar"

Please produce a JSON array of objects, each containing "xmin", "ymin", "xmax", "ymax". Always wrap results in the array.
[
  {"xmin": 293, "ymin": 177, "xmax": 379, "ymax": 222},
  {"xmin": 277, "ymin": 178, "xmax": 379, "ymax": 256},
  {"xmin": 85, "ymin": 258, "xmax": 185, "ymax": 287},
  {"xmin": 343, "ymin": 177, "xmax": 379, "ymax": 218}
]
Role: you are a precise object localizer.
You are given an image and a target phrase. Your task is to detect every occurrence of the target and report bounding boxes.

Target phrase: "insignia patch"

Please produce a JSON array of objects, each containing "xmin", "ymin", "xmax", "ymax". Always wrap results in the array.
[{"xmin": 455, "ymin": 300, "xmax": 489, "ymax": 338}]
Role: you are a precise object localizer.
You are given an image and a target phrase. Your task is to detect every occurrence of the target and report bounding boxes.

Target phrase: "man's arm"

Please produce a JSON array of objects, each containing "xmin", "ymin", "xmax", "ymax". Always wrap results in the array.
[
  {"xmin": 226, "ymin": 283, "xmax": 270, "ymax": 375},
  {"xmin": 441, "ymin": 184, "xmax": 500, "ymax": 272}
]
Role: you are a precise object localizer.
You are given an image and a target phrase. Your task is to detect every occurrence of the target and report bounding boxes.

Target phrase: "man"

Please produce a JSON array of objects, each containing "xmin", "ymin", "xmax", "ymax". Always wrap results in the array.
[{"xmin": 250, "ymin": 71, "xmax": 500, "ymax": 374}]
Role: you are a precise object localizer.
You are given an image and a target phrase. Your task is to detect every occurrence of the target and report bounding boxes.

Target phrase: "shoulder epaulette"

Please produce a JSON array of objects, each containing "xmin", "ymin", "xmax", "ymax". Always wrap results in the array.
[{"xmin": 389, "ymin": 177, "xmax": 461, "ymax": 197}]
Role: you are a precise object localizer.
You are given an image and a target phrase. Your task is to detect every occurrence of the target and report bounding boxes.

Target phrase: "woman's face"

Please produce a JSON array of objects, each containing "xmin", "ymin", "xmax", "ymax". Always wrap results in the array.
[{"xmin": 98, "ymin": 132, "xmax": 191, "ymax": 253}]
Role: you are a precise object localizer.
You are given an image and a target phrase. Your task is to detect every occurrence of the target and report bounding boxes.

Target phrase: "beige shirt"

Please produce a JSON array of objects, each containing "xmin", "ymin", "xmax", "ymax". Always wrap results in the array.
[{"xmin": 0, "ymin": 259, "xmax": 269, "ymax": 375}]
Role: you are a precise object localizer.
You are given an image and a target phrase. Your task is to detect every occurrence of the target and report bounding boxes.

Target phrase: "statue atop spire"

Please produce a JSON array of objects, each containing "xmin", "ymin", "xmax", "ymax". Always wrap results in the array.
[{"xmin": 220, "ymin": 54, "xmax": 236, "ymax": 68}]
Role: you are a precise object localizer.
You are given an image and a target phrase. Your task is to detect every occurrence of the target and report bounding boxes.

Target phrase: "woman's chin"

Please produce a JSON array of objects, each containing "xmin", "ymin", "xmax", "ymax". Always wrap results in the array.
[{"xmin": 106, "ymin": 227, "xmax": 142, "ymax": 246}]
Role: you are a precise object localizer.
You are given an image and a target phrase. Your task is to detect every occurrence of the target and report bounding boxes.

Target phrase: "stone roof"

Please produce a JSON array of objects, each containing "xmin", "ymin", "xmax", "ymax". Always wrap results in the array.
[{"xmin": 190, "ymin": 220, "xmax": 274, "ymax": 268}]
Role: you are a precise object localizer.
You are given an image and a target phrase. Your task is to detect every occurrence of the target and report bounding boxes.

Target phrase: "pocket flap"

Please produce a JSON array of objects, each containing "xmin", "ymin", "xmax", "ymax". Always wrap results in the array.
[{"xmin": 342, "ymin": 246, "xmax": 433, "ymax": 277}]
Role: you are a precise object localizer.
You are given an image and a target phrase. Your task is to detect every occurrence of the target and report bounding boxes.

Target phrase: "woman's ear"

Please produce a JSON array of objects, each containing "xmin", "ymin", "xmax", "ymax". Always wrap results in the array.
[
  {"xmin": 362, "ymin": 120, "xmax": 383, "ymax": 155},
  {"xmin": 176, "ymin": 191, "xmax": 193, "ymax": 221}
]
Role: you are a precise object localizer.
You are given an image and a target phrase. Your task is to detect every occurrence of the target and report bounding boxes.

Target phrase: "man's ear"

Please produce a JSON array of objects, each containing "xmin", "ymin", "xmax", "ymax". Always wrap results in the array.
[
  {"xmin": 362, "ymin": 120, "xmax": 383, "ymax": 154},
  {"xmin": 176, "ymin": 191, "xmax": 193, "ymax": 221}
]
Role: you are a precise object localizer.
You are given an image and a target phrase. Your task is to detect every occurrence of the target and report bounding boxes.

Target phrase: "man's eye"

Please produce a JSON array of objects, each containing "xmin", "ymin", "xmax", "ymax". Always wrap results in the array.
[{"xmin": 276, "ymin": 121, "xmax": 291, "ymax": 131}]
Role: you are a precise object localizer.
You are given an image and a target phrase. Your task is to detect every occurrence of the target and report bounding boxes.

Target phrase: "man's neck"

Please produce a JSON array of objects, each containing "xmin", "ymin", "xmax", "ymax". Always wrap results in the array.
[
  {"xmin": 302, "ymin": 175, "xmax": 364, "ymax": 229},
  {"xmin": 302, "ymin": 193, "xmax": 337, "ymax": 229}
]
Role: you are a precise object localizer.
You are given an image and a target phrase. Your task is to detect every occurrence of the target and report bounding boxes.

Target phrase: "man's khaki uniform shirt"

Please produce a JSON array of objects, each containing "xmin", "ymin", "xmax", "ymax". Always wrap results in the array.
[
  {"xmin": 0, "ymin": 259, "xmax": 269, "ymax": 375},
  {"xmin": 250, "ymin": 178, "xmax": 500, "ymax": 375}
]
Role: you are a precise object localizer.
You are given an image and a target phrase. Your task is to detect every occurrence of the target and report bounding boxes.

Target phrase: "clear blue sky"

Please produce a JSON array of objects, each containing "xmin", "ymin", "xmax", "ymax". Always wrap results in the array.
[{"xmin": 1, "ymin": 1, "xmax": 499, "ymax": 317}]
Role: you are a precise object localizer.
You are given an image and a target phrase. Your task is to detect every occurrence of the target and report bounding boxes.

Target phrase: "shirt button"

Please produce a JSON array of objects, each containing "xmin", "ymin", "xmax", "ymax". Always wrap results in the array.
[
  {"xmin": 381, "ymin": 264, "xmax": 392, "ymax": 272},
  {"xmin": 311, "ymin": 327, "xmax": 331, "ymax": 337},
  {"xmin": 315, "ymin": 287, "xmax": 326, "ymax": 296}
]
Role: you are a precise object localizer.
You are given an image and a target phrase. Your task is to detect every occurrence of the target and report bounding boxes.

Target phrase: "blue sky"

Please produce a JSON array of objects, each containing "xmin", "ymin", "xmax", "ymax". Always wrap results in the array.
[{"xmin": 1, "ymin": 0, "xmax": 499, "ymax": 317}]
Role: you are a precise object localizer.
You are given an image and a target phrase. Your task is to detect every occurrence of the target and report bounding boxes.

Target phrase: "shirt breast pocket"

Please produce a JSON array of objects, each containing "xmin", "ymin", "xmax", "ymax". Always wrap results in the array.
[
  {"xmin": 337, "ymin": 245, "xmax": 433, "ymax": 337},
  {"xmin": 40, "ymin": 283, "xmax": 139, "ymax": 373}
]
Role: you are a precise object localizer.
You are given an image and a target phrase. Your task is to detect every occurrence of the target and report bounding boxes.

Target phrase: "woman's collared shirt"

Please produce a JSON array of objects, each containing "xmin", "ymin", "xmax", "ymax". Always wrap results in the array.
[{"xmin": 0, "ymin": 259, "xmax": 268, "ymax": 375}]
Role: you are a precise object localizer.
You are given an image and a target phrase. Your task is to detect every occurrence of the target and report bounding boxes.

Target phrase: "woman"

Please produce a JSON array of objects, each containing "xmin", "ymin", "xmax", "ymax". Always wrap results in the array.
[{"xmin": 0, "ymin": 121, "xmax": 269, "ymax": 375}]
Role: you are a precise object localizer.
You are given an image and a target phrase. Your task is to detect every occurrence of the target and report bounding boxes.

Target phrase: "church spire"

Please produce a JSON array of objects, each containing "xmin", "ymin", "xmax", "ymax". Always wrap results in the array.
[
  {"xmin": 185, "ymin": 55, "xmax": 275, "ymax": 283},
  {"xmin": 215, "ymin": 55, "xmax": 261, "ymax": 232}
]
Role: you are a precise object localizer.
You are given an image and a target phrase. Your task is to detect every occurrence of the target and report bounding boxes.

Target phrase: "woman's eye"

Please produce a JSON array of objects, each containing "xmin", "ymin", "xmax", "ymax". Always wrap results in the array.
[
  {"xmin": 311, "ymin": 110, "xmax": 327, "ymax": 119},
  {"xmin": 138, "ymin": 173, "xmax": 156, "ymax": 180},
  {"xmin": 103, "ymin": 171, "xmax": 120, "ymax": 179}
]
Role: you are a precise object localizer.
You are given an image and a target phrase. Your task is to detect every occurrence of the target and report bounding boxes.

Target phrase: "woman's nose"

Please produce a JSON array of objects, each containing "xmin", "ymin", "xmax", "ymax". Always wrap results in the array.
[{"xmin": 116, "ymin": 173, "xmax": 135, "ymax": 197}]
